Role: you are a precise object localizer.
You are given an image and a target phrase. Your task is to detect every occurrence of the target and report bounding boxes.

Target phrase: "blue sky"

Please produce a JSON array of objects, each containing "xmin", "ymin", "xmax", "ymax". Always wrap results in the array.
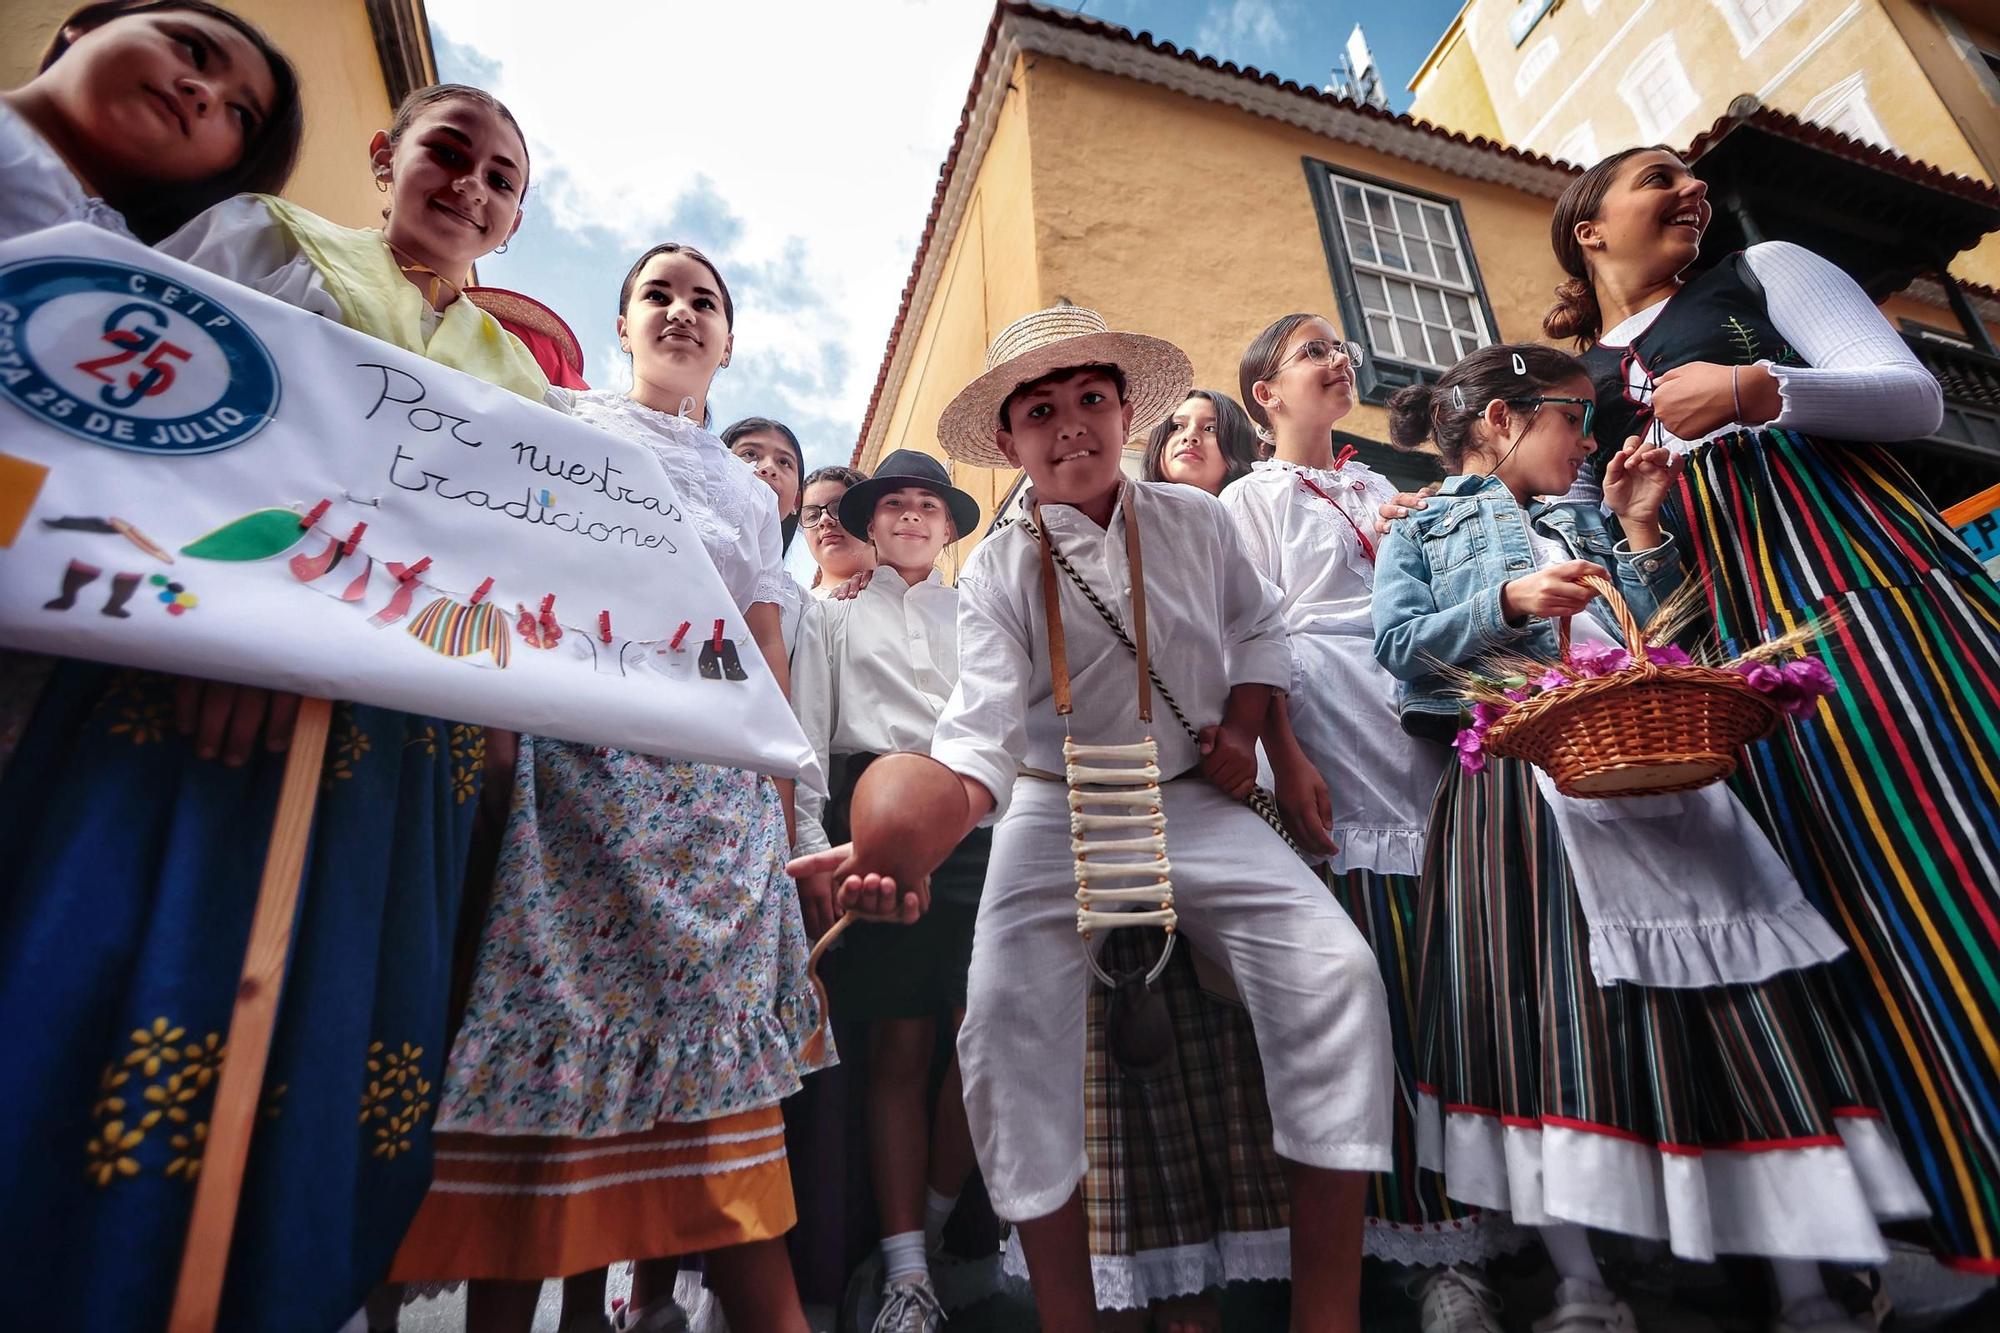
[{"xmin": 432, "ymin": 0, "xmax": 1466, "ymax": 484}]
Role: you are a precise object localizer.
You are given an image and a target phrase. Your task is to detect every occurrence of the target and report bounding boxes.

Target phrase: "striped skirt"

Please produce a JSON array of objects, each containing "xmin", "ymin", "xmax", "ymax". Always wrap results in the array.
[
  {"xmin": 1415, "ymin": 756, "xmax": 1928, "ymax": 1263},
  {"xmin": 390, "ymin": 1106, "xmax": 795, "ymax": 1281},
  {"xmin": 1672, "ymin": 429, "xmax": 2000, "ymax": 1271}
]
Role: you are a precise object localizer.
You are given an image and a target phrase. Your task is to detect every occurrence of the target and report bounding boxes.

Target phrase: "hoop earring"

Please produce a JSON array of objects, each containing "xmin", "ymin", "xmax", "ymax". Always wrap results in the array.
[
  {"xmin": 494, "ymin": 241, "xmax": 509, "ymax": 255},
  {"xmin": 375, "ymin": 176, "xmax": 389, "ymax": 193}
]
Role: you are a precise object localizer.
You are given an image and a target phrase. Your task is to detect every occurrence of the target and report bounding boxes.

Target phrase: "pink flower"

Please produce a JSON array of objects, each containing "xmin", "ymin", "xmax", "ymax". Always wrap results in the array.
[
  {"xmin": 1567, "ymin": 642, "xmax": 1629, "ymax": 677},
  {"xmin": 1644, "ymin": 644, "xmax": 1693, "ymax": 667},
  {"xmin": 1535, "ymin": 667, "xmax": 1572, "ymax": 693},
  {"xmin": 1470, "ymin": 700, "xmax": 1508, "ymax": 731},
  {"xmin": 1503, "ymin": 686, "xmax": 1531, "ymax": 702},
  {"xmin": 1736, "ymin": 656, "xmax": 1839, "ymax": 718},
  {"xmin": 1452, "ymin": 728, "xmax": 1487, "ymax": 774},
  {"xmin": 1784, "ymin": 658, "xmax": 1835, "ymax": 694},
  {"xmin": 1741, "ymin": 662, "xmax": 1784, "ymax": 694}
]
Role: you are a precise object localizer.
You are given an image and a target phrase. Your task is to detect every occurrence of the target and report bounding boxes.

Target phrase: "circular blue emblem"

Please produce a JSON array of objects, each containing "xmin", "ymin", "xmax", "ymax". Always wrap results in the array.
[{"xmin": 0, "ymin": 256, "xmax": 280, "ymax": 454}]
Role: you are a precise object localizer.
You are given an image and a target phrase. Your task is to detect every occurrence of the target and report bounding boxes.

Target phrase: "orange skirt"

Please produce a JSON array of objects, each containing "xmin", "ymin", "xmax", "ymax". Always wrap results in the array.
[{"xmin": 390, "ymin": 1106, "xmax": 795, "ymax": 1281}]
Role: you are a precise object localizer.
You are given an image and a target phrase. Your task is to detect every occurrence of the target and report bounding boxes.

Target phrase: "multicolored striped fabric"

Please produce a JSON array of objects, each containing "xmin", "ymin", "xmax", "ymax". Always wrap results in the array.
[
  {"xmin": 1672, "ymin": 428, "xmax": 2000, "ymax": 1271},
  {"xmin": 407, "ymin": 596, "xmax": 510, "ymax": 668},
  {"xmin": 1415, "ymin": 756, "xmax": 1918, "ymax": 1258}
]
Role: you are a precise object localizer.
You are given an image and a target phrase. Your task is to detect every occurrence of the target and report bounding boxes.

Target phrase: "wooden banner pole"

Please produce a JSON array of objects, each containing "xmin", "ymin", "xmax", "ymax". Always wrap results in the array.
[{"xmin": 166, "ymin": 695, "xmax": 335, "ymax": 1333}]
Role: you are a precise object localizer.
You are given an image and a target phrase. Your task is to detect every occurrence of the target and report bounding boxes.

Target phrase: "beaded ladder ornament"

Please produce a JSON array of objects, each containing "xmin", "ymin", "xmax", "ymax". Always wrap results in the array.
[{"xmin": 1029, "ymin": 498, "xmax": 1178, "ymax": 990}]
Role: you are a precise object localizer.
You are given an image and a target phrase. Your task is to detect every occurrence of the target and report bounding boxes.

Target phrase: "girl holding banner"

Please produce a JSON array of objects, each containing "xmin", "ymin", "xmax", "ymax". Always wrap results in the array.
[
  {"xmin": 0, "ymin": 70, "xmax": 554, "ymax": 1331},
  {"xmin": 392, "ymin": 242, "xmax": 828, "ymax": 1333}
]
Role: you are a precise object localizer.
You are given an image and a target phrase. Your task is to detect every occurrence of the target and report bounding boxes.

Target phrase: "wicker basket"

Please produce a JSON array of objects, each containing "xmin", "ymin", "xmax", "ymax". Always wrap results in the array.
[{"xmin": 1482, "ymin": 575, "xmax": 1783, "ymax": 798}]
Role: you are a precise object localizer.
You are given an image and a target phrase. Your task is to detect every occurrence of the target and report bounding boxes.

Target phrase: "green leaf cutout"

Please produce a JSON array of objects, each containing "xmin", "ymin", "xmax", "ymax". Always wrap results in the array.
[{"xmin": 180, "ymin": 507, "xmax": 308, "ymax": 561}]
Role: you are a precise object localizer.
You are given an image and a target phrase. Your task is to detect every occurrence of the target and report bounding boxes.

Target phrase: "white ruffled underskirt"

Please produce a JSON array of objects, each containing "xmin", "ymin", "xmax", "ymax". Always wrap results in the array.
[
  {"xmin": 1002, "ymin": 1214, "xmax": 1528, "ymax": 1307},
  {"xmin": 1417, "ymin": 1092, "xmax": 1929, "ymax": 1264},
  {"xmin": 1003, "ymin": 1229, "xmax": 1292, "ymax": 1311},
  {"xmin": 1319, "ymin": 825, "xmax": 1426, "ymax": 879}
]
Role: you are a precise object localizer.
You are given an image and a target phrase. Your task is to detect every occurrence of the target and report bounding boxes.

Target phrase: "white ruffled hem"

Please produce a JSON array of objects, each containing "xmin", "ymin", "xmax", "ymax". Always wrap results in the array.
[
  {"xmin": 1362, "ymin": 1212, "xmax": 1531, "ymax": 1268},
  {"xmin": 1320, "ymin": 826, "xmax": 1427, "ymax": 878},
  {"xmin": 1003, "ymin": 1229, "xmax": 1292, "ymax": 1310},
  {"xmin": 1416, "ymin": 1092, "xmax": 1929, "ymax": 1264},
  {"xmin": 1586, "ymin": 896, "xmax": 1850, "ymax": 990}
]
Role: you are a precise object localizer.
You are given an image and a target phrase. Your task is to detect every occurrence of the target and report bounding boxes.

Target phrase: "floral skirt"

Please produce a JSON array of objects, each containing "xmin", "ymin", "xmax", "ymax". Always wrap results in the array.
[
  {"xmin": 436, "ymin": 736, "xmax": 829, "ymax": 1138},
  {"xmin": 0, "ymin": 665, "xmax": 482, "ymax": 1331}
]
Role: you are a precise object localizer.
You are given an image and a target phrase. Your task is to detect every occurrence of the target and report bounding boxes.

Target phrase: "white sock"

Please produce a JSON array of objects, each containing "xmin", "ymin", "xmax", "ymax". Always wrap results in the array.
[
  {"xmin": 923, "ymin": 1187, "xmax": 958, "ymax": 1252},
  {"xmin": 882, "ymin": 1230, "xmax": 929, "ymax": 1286},
  {"xmin": 1538, "ymin": 1224, "xmax": 1608, "ymax": 1297},
  {"xmin": 1770, "ymin": 1259, "xmax": 1839, "ymax": 1319}
]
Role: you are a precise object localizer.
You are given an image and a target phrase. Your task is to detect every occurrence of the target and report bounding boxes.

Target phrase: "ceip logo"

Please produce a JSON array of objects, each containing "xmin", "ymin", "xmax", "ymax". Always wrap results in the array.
[{"xmin": 0, "ymin": 257, "xmax": 279, "ymax": 454}]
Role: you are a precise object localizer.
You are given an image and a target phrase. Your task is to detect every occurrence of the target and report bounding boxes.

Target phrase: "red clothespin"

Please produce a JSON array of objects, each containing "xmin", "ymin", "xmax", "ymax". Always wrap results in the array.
[
  {"xmin": 395, "ymin": 556, "xmax": 432, "ymax": 583},
  {"xmin": 300, "ymin": 498, "xmax": 331, "ymax": 530},
  {"xmin": 470, "ymin": 576, "xmax": 494, "ymax": 605},
  {"xmin": 711, "ymin": 618, "xmax": 725, "ymax": 650},
  {"xmin": 669, "ymin": 619, "xmax": 692, "ymax": 650},
  {"xmin": 598, "ymin": 610, "xmax": 613, "ymax": 644},
  {"xmin": 341, "ymin": 522, "xmax": 368, "ymax": 555},
  {"xmin": 538, "ymin": 594, "xmax": 559, "ymax": 637}
]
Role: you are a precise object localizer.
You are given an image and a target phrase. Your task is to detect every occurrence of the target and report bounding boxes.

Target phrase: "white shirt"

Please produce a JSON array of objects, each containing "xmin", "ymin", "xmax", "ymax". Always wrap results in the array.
[
  {"xmin": 1603, "ymin": 240, "xmax": 1942, "ymax": 450},
  {"xmin": 1220, "ymin": 459, "xmax": 1444, "ymax": 874},
  {"xmin": 791, "ymin": 568, "xmax": 960, "ymax": 852},
  {"xmin": 932, "ymin": 480, "xmax": 1294, "ymax": 820},
  {"xmin": 775, "ymin": 572, "xmax": 809, "ymax": 656},
  {"xmin": 158, "ymin": 194, "xmax": 363, "ymax": 326},
  {"xmin": 566, "ymin": 390, "xmax": 790, "ymax": 616},
  {"xmin": 0, "ymin": 102, "xmax": 133, "ymax": 242}
]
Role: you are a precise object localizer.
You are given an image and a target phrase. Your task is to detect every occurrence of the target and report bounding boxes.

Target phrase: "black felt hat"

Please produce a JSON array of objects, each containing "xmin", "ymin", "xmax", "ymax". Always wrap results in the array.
[{"xmin": 839, "ymin": 448, "xmax": 982, "ymax": 541}]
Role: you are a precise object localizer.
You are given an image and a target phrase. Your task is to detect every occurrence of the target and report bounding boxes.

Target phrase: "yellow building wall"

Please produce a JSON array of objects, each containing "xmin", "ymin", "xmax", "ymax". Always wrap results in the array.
[
  {"xmin": 1023, "ymin": 57, "xmax": 1569, "ymax": 447},
  {"xmin": 1408, "ymin": 0, "xmax": 2000, "ymax": 290},
  {"xmin": 1406, "ymin": 16, "xmax": 1506, "ymax": 143},
  {"xmin": 864, "ymin": 54, "xmax": 1042, "ymax": 579},
  {"xmin": 2, "ymin": 0, "xmax": 401, "ymax": 230}
]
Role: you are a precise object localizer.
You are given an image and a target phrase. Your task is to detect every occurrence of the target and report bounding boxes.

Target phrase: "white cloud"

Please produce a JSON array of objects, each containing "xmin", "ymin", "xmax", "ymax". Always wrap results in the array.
[
  {"xmin": 1194, "ymin": 0, "xmax": 1285, "ymax": 58},
  {"xmin": 427, "ymin": 0, "xmax": 994, "ymax": 462}
]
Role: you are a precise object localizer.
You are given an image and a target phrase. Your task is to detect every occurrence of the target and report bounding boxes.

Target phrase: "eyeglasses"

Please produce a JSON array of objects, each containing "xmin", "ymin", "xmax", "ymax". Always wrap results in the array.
[
  {"xmin": 800, "ymin": 504, "xmax": 843, "ymax": 528},
  {"xmin": 1279, "ymin": 338, "xmax": 1364, "ymax": 372},
  {"xmin": 1510, "ymin": 395, "xmax": 1596, "ymax": 439}
]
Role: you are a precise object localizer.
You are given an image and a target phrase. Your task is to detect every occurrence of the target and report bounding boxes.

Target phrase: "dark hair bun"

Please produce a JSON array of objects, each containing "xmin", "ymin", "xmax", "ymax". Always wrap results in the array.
[
  {"xmin": 1385, "ymin": 382, "xmax": 1438, "ymax": 450},
  {"xmin": 1543, "ymin": 276, "xmax": 1599, "ymax": 344}
]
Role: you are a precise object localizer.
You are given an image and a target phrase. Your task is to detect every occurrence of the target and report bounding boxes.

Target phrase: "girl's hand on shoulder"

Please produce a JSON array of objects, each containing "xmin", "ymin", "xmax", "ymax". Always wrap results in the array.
[
  {"xmin": 174, "ymin": 678, "xmax": 302, "ymax": 765},
  {"xmin": 1649, "ymin": 361, "xmax": 1779, "ymax": 439},
  {"xmin": 1601, "ymin": 435, "xmax": 1684, "ymax": 526},
  {"xmin": 828, "ymin": 568, "xmax": 875, "ymax": 601},
  {"xmin": 1500, "ymin": 560, "xmax": 1602, "ymax": 622},
  {"xmin": 1374, "ymin": 482, "xmax": 1441, "ymax": 535}
]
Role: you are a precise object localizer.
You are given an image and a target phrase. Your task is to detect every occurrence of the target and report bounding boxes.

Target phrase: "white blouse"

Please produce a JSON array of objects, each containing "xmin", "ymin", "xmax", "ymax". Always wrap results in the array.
[
  {"xmin": 1602, "ymin": 240, "xmax": 1943, "ymax": 450},
  {"xmin": 790, "ymin": 569, "xmax": 960, "ymax": 853},
  {"xmin": 0, "ymin": 102, "xmax": 133, "ymax": 241},
  {"xmin": 1219, "ymin": 459, "xmax": 1443, "ymax": 875},
  {"xmin": 158, "ymin": 194, "xmax": 406, "ymax": 327},
  {"xmin": 566, "ymin": 390, "xmax": 790, "ymax": 617}
]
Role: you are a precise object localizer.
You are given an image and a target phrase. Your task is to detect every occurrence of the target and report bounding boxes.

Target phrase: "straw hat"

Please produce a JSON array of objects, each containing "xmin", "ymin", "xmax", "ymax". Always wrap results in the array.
[{"xmin": 936, "ymin": 303, "xmax": 1193, "ymax": 468}]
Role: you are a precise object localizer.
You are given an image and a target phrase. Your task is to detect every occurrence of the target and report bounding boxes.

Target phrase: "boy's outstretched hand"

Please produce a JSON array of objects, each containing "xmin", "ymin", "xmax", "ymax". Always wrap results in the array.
[{"xmin": 785, "ymin": 846, "xmax": 929, "ymax": 925}]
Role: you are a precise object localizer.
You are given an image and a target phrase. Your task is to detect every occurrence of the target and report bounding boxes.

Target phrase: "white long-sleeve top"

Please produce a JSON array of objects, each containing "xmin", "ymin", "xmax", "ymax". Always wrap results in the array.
[
  {"xmin": 932, "ymin": 480, "xmax": 1294, "ymax": 821},
  {"xmin": 1218, "ymin": 460, "xmax": 1444, "ymax": 874},
  {"xmin": 0, "ymin": 103, "xmax": 133, "ymax": 241},
  {"xmin": 1604, "ymin": 240, "xmax": 1943, "ymax": 450},
  {"xmin": 790, "ymin": 568, "xmax": 960, "ymax": 853}
]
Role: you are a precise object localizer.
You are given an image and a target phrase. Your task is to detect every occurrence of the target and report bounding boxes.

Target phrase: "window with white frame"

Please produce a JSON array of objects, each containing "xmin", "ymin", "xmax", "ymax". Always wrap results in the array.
[
  {"xmin": 1310, "ymin": 165, "xmax": 1494, "ymax": 386},
  {"xmin": 1516, "ymin": 36, "xmax": 1559, "ymax": 97},
  {"xmin": 1553, "ymin": 121, "xmax": 1600, "ymax": 167},
  {"xmin": 1619, "ymin": 36, "xmax": 1699, "ymax": 140},
  {"xmin": 1800, "ymin": 72, "xmax": 1892, "ymax": 149},
  {"xmin": 1713, "ymin": 0, "xmax": 1802, "ymax": 55}
]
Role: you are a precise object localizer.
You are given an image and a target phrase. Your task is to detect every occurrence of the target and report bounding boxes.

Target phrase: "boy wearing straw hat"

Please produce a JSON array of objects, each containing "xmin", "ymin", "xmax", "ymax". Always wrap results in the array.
[{"xmin": 789, "ymin": 305, "xmax": 1392, "ymax": 1333}]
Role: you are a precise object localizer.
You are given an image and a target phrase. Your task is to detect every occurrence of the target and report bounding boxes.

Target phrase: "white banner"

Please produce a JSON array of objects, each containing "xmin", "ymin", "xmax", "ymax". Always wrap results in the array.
[{"xmin": 0, "ymin": 224, "xmax": 811, "ymax": 779}]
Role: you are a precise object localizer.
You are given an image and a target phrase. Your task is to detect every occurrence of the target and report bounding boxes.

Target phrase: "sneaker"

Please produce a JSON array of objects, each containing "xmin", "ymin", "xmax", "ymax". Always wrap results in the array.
[
  {"xmin": 871, "ymin": 1276, "xmax": 944, "ymax": 1333},
  {"xmin": 1533, "ymin": 1281, "xmax": 1639, "ymax": 1333},
  {"xmin": 1419, "ymin": 1268, "xmax": 1504, "ymax": 1333}
]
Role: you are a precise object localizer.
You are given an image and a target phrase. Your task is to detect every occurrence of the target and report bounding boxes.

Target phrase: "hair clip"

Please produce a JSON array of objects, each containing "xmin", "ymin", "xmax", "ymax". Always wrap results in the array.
[
  {"xmin": 1511, "ymin": 352, "xmax": 1528, "ymax": 376},
  {"xmin": 1449, "ymin": 385, "xmax": 1467, "ymax": 411}
]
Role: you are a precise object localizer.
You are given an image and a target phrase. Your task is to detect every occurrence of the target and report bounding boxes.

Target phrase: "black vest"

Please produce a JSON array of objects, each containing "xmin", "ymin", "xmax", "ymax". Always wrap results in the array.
[{"xmin": 1577, "ymin": 254, "xmax": 1803, "ymax": 452}]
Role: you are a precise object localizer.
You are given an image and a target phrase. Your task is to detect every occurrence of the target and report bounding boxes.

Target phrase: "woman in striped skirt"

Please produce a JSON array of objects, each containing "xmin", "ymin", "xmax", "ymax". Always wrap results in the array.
[
  {"xmin": 1547, "ymin": 146, "xmax": 2000, "ymax": 1278},
  {"xmin": 1374, "ymin": 342, "xmax": 1927, "ymax": 1333}
]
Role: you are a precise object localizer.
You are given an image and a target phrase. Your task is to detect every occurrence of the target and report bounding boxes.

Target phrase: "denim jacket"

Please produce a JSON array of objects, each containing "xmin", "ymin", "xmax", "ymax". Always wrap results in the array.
[{"xmin": 1371, "ymin": 472, "xmax": 1683, "ymax": 734}]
